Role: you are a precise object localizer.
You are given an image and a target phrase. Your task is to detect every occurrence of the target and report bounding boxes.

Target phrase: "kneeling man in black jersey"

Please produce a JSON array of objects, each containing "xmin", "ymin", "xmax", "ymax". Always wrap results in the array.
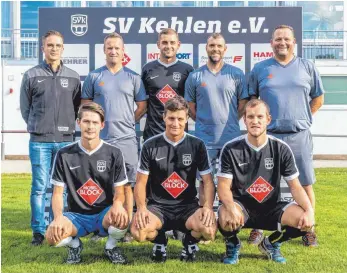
[
  {"xmin": 46, "ymin": 102, "xmax": 129, "ymax": 264},
  {"xmin": 131, "ymin": 96, "xmax": 217, "ymax": 262},
  {"xmin": 217, "ymin": 99, "xmax": 315, "ymax": 264}
]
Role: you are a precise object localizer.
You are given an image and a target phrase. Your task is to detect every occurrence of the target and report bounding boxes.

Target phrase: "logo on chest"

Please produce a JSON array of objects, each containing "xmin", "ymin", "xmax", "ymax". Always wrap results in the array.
[
  {"xmin": 264, "ymin": 158, "xmax": 274, "ymax": 170},
  {"xmin": 182, "ymin": 154, "xmax": 192, "ymax": 166},
  {"xmin": 246, "ymin": 176, "xmax": 274, "ymax": 203},
  {"xmin": 122, "ymin": 53, "xmax": 131, "ymax": 66},
  {"xmin": 60, "ymin": 78, "xmax": 69, "ymax": 88},
  {"xmin": 161, "ymin": 172, "xmax": 188, "ymax": 198},
  {"xmin": 156, "ymin": 84, "xmax": 178, "ymax": 105},
  {"xmin": 173, "ymin": 72, "xmax": 181, "ymax": 81},
  {"xmin": 77, "ymin": 178, "xmax": 104, "ymax": 205},
  {"xmin": 97, "ymin": 160, "xmax": 107, "ymax": 172}
]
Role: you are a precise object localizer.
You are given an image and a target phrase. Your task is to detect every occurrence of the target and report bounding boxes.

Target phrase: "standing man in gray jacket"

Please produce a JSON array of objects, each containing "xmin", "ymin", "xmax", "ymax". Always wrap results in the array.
[{"xmin": 20, "ymin": 30, "xmax": 81, "ymax": 246}]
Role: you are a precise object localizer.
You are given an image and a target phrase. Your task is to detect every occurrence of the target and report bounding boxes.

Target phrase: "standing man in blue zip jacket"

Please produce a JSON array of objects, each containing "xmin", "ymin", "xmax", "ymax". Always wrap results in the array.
[{"xmin": 20, "ymin": 30, "xmax": 81, "ymax": 246}]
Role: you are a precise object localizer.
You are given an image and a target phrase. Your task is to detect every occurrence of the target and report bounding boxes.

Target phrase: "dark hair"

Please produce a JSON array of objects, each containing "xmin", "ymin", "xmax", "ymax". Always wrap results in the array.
[
  {"xmin": 272, "ymin": 25, "xmax": 295, "ymax": 39},
  {"xmin": 207, "ymin": 33, "xmax": 225, "ymax": 43},
  {"xmin": 78, "ymin": 102, "xmax": 105, "ymax": 123},
  {"xmin": 244, "ymin": 99, "xmax": 270, "ymax": 117},
  {"xmin": 158, "ymin": 28, "xmax": 179, "ymax": 41},
  {"xmin": 42, "ymin": 30, "xmax": 64, "ymax": 44},
  {"xmin": 164, "ymin": 96, "xmax": 189, "ymax": 116}
]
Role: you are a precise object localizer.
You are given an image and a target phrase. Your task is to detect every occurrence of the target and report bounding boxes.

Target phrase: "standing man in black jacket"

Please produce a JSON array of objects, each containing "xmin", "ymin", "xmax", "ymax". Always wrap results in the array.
[{"xmin": 20, "ymin": 30, "xmax": 81, "ymax": 246}]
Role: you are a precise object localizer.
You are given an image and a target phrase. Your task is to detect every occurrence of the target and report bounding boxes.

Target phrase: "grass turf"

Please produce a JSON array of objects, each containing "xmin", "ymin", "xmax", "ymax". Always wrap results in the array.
[{"xmin": 2, "ymin": 169, "xmax": 347, "ymax": 273}]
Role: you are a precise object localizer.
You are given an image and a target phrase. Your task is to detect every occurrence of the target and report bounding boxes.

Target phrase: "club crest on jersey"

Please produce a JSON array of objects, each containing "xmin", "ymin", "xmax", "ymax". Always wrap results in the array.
[
  {"xmin": 97, "ymin": 160, "xmax": 107, "ymax": 172},
  {"xmin": 77, "ymin": 178, "xmax": 104, "ymax": 205},
  {"xmin": 71, "ymin": 14, "xmax": 88, "ymax": 36},
  {"xmin": 60, "ymin": 78, "xmax": 68, "ymax": 88},
  {"xmin": 182, "ymin": 154, "xmax": 192, "ymax": 166},
  {"xmin": 265, "ymin": 158, "xmax": 274, "ymax": 170},
  {"xmin": 156, "ymin": 84, "xmax": 178, "ymax": 105},
  {"xmin": 246, "ymin": 176, "xmax": 274, "ymax": 203},
  {"xmin": 161, "ymin": 172, "xmax": 188, "ymax": 198},
  {"xmin": 173, "ymin": 72, "xmax": 181, "ymax": 82}
]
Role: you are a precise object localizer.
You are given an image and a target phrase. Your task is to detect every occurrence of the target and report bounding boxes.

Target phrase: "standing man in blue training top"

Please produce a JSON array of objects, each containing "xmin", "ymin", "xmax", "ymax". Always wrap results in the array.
[
  {"xmin": 81, "ymin": 33, "xmax": 147, "ymax": 240},
  {"xmin": 20, "ymin": 30, "xmax": 81, "ymax": 246},
  {"xmin": 184, "ymin": 33, "xmax": 249, "ymax": 202},
  {"xmin": 248, "ymin": 25, "xmax": 324, "ymax": 246}
]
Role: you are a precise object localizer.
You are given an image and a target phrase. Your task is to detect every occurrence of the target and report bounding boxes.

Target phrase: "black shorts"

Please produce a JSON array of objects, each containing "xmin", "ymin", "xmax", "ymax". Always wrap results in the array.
[
  {"xmin": 234, "ymin": 201, "xmax": 295, "ymax": 231},
  {"xmin": 148, "ymin": 202, "xmax": 200, "ymax": 233}
]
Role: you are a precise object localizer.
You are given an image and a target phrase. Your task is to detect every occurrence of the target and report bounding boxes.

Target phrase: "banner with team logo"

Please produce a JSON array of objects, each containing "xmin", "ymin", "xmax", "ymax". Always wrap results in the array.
[{"xmin": 39, "ymin": 7, "xmax": 302, "ymax": 76}]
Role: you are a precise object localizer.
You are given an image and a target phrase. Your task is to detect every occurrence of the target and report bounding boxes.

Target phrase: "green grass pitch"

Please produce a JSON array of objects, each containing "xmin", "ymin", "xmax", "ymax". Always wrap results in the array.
[{"xmin": 2, "ymin": 168, "xmax": 347, "ymax": 273}]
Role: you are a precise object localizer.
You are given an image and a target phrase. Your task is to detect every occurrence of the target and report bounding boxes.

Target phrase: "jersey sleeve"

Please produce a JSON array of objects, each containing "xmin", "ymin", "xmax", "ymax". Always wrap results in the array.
[
  {"xmin": 247, "ymin": 66, "xmax": 259, "ymax": 98},
  {"xmin": 81, "ymin": 72, "xmax": 95, "ymax": 100},
  {"xmin": 50, "ymin": 151, "xmax": 66, "ymax": 187},
  {"xmin": 184, "ymin": 73, "xmax": 196, "ymax": 103},
  {"xmin": 217, "ymin": 145, "xmax": 234, "ymax": 180},
  {"xmin": 236, "ymin": 70, "xmax": 249, "ymax": 100},
  {"xmin": 137, "ymin": 143, "xmax": 150, "ymax": 175},
  {"xmin": 197, "ymin": 141, "xmax": 212, "ymax": 175},
  {"xmin": 280, "ymin": 143, "xmax": 299, "ymax": 181},
  {"xmin": 134, "ymin": 75, "xmax": 147, "ymax": 102},
  {"xmin": 309, "ymin": 64, "xmax": 325, "ymax": 99},
  {"xmin": 113, "ymin": 151, "xmax": 129, "ymax": 187}
]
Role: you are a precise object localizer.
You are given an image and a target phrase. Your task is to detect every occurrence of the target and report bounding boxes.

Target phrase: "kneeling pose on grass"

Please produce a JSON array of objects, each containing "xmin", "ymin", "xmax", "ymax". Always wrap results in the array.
[
  {"xmin": 46, "ymin": 102, "xmax": 129, "ymax": 264},
  {"xmin": 217, "ymin": 99, "xmax": 315, "ymax": 264},
  {"xmin": 131, "ymin": 96, "xmax": 217, "ymax": 262}
]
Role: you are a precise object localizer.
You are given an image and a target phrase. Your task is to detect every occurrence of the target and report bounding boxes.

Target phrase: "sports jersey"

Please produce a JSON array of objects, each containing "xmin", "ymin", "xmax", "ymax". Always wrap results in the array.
[
  {"xmin": 138, "ymin": 133, "xmax": 211, "ymax": 205},
  {"xmin": 142, "ymin": 59, "xmax": 193, "ymax": 140},
  {"xmin": 51, "ymin": 140, "xmax": 128, "ymax": 215},
  {"xmin": 184, "ymin": 64, "xmax": 248, "ymax": 148},
  {"xmin": 248, "ymin": 57, "xmax": 324, "ymax": 133},
  {"xmin": 82, "ymin": 66, "xmax": 147, "ymax": 141},
  {"xmin": 217, "ymin": 135, "xmax": 299, "ymax": 211}
]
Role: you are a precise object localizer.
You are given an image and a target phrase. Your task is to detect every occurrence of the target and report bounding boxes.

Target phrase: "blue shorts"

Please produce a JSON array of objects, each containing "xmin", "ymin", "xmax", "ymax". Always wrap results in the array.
[
  {"xmin": 64, "ymin": 206, "xmax": 111, "ymax": 238},
  {"xmin": 269, "ymin": 129, "xmax": 315, "ymax": 186}
]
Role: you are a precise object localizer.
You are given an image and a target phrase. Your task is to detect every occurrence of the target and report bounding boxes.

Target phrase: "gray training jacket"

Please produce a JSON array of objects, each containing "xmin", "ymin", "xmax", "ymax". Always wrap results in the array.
[{"xmin": 20, "ymin": 60, "xmax": 81, "ymax": 142}]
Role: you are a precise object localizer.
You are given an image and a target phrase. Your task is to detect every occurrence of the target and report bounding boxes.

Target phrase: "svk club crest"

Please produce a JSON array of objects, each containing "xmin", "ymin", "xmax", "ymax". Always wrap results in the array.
[
  {"xmin": 264, "ymin": 158, "xmax": 274, "ymax": 170},
  {"xmin": 71, "ymin": 14, "xmax": 88, "ymax": 36},
  {"xmin": 97, "ymin": 160, "xmax": 107, "ymax": 172},
  {"xmin": 182, "ymin": 154, "xmax": 192, "ymax": 166},
  {"xmin": 60, "ymin": 78, "xmax": 68, "ymax": 88},
  {"xmin": 173, "ymin": 72, "xmax": 181, "ymax": 81}
]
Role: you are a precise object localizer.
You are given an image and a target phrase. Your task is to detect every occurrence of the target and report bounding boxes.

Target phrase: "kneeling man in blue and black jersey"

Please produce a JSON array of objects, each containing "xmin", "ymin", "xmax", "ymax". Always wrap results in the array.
[
  {"xmin": 131, "ymin": 96, "xmax": 217, "ymax": 262},
  {"xmin": 46, "ymin": 102, "xmax": 129, "ymax": 264},
  {"xmin": 217, "ymin": 99, "xmax": 315, "ymax": 264}
]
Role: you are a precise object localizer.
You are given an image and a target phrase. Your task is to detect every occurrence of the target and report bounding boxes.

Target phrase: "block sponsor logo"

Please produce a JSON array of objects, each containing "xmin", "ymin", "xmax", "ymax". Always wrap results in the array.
[
  {"xmin": 161, "ymin": 172, "xmax": 188, "ymax": 198},
  {"xmin": 77, "ymin": 178, "xmax": 104, "ymax": 205},
  {"xmin": 95, "ymin": 44, "xmax": 141, "ymax": 74},
  {"xmin": 71, "ymin": 14, "xmax": 88, "ymax": 36},
  {"xmin": 199, "ymin": 44, "xmax": 245, "ymax": 72},
  {"xmin": 156, "ymin": 84, "xmax": 178, "ymax": 105},
  {"xmin": 146, "ymin": 44, "xmax": 193, "ymax": 65},
  {"xmin": 246, "ymin": 176, "xmax": 273, "ymax": 203}
]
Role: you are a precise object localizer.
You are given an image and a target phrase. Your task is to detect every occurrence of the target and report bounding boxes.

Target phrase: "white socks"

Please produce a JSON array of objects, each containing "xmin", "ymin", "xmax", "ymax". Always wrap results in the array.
[
  {"xmin": 105, "ymin": 226, "xmax": 127, "ymax": 250},
  {"xmin": 55, "ymin": 236, "xmax": 80, "ymax": 248}
]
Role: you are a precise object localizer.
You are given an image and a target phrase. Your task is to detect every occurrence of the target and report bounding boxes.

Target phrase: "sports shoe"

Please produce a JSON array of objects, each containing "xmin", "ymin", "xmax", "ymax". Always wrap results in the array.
[
  {"xmin": 151, "ymin": 244, "xmax": 167, "ymax": 263},
  {"xmin": 180, "ymin": 244, "xmax": 199, "ymax": 262},
  {"xmin": 90, "ymin": 233, "xmax": 103, "ymax": 242},
  {"xmin": 121, "ymin": 232, "xmax": 134, "ymax": 243},
  {"xmin": 31, "ymin": 233, "xmax": 44, "ymax": 246},
  {"xmin": 258, "ymin": 237, "xmax": 286, "ymax": 264},
  {"xmin": 248, "ymin": 229, "xmax": 264, "ymax": 245},
  {"xmin": 104, "ymin": 247, "xmax": 127, "ymax": 264},
  {"xmin": 222, "ymin": 237, "xmax": 241, "ymax": 264},
  {"xmin": 302, "ymin": 231, "xmax": 318, "ymax": 247},
  {"xmin": 66, "ymin": 239, "xmax": 83, "ymax": 264}
]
